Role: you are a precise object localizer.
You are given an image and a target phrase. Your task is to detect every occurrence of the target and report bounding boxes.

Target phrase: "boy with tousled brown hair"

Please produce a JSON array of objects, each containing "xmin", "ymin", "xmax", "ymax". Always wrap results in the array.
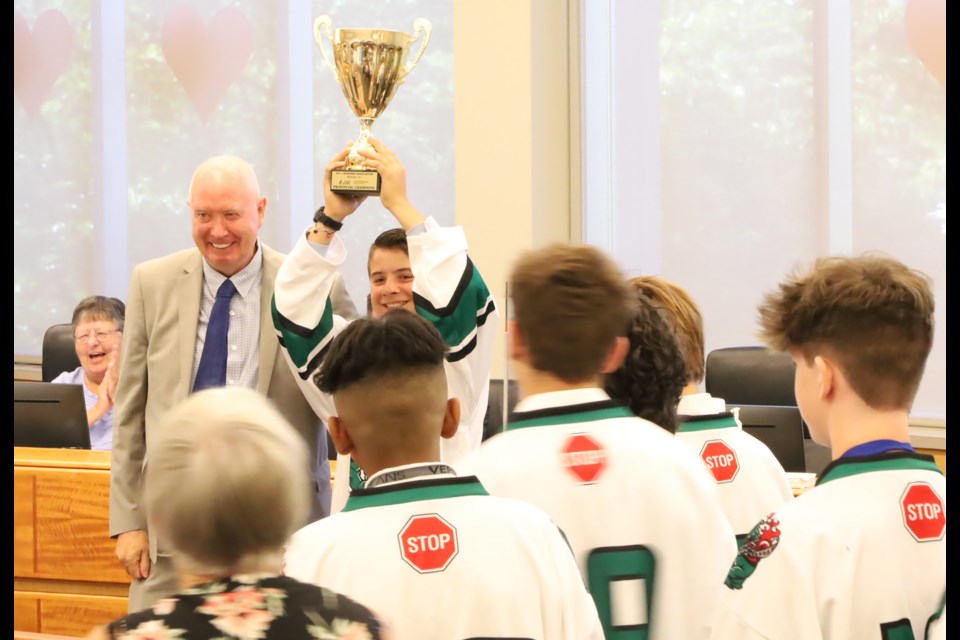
[
  {"xmin": 284, "ymin": 309, "xmax": 603, "ymax": 640},
  {"xmin": 464, "ymin": 243, "xmax": 736, "ymax": 639},
  {"xmin": 508, "ymin": 244, "xmax": 632, "ymax": 383},
  {"xmin": 711, "ymin": 253, "xmax": 945, "ymax": 639},
  {"xmin": 757, "ymin": 255, "xmax": 933, "ymax": 410}
]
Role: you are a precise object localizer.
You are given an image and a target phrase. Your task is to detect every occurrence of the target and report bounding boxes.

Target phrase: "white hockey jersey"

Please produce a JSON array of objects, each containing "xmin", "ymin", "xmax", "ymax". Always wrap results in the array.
[
  {"xmin": 675, "ymin": 404, "xmax": 793, "ymax": 542},
  {"xmin": 284, "ymin": 467, "xmax": 603, "ymax": 640},
  {"xmin": 272, "ymin": 217, "xmax": 498, "ymax": 512},
  {"xmin": 711, "ymin": 452, "xmax": 946, "ymax": 640},
  {"xmin": 462, "ymin": 388, "xmax": 738, "ymax": 640}
]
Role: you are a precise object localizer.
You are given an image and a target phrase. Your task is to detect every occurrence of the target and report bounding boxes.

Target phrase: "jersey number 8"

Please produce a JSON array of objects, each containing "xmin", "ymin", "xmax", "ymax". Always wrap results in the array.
[{"xmin": 587, "ymin": 545, "xmax": 656, "ymax": 640}]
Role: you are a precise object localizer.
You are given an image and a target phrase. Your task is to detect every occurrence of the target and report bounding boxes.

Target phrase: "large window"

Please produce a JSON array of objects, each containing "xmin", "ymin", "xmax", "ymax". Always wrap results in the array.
[
  {"xmin": 581, "ymin": 0, "xmax": 946, "ymax": 420},
  {"xmin": 14, "ymin": 0, "xmax": 453, "ymax": 353}
]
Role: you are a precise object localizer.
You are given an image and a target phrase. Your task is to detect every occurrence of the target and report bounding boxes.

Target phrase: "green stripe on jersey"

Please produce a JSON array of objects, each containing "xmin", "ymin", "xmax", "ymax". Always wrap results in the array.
[
  {"xmin": 676, "ymin": 415, "xmax": 739, "ymax": 432},
  {"xmin": 416, "ymin": 268, "xmax": 492, "ymax": 350},
  {"xmin": 508, "ymin": 406, "xmax": 635, "ymax": 430},
  {"xmin": 818, "ymin": 456, "xmax": 943, "ymax": 486},
  {"xmin": 271, "ymin": 296, "xmax": 334, "ymax": 371},
  {"xmin": 343, "ymin": 480, "xmax": 489, "ymax": 512}
]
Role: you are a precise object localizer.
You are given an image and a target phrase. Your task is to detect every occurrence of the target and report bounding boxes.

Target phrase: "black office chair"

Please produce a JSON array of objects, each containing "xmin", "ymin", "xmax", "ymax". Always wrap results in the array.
[
  {"xmin": 41, "ymin": 323, "xmax": 80, "ymax": 383},
  {"xmin": 704, "ymin": 346, "xmax": 797, "ymax": 406},
  {"xmin": 705, "ymin": 345, "xmax": 831, "ymax": 474}
]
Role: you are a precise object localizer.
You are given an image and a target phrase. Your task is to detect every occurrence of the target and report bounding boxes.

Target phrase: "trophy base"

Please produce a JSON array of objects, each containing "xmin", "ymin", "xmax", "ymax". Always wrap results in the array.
[{"xmin": 331, "ymin": 169, "xmax": 381, "ymax": 196}]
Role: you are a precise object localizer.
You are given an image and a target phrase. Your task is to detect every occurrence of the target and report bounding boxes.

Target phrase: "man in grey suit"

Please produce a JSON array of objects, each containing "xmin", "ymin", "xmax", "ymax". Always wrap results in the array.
[{"xmin": 109, "ymin": 155, "xmax": 358, "ymax": 612}]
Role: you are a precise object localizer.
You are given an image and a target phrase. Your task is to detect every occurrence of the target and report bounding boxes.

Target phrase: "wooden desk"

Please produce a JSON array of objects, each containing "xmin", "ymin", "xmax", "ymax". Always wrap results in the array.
[{"xmin": 14, "ymin": 447, "xmax": 129, "ymax": 636}]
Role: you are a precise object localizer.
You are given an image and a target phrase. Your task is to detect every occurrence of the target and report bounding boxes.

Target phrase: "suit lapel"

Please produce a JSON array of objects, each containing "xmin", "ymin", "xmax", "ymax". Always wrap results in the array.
[
  {"xmin": 178, "ymin": 254, "xmax": 203, "ymax": 397},
  {"xmin": 258, "ymin": 245, "xmax": 280, "ymax": 395}
]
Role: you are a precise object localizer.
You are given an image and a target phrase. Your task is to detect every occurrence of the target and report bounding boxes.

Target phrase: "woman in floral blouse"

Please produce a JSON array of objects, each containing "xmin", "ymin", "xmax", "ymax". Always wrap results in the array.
[{"xmin": 86, "ymin": 387, "xmax": 389, "ymax": 640}]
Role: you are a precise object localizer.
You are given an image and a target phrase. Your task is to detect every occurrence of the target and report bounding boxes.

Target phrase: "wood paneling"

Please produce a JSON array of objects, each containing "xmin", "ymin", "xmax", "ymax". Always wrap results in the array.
[
  {"xmin": 14, "ymin": 447, "xmax": 130, "ymax": 634},
  {"xmin": 14, "ymin": 471, "xmax": 35, "ymax": 575},
  {"xmin": 38, "ymin": 594, "xmax": 129, "ymax": 637},
  {"xmin": 14, "ymin": 631, "xmax": 82, "ymax": 640},
  {"xmin": 13, "ymin": 596, "xmax": 40, "ymax": 634}
]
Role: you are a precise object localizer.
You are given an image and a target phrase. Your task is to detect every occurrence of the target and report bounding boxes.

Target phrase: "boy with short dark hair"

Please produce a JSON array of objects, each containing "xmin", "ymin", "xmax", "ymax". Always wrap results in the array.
[
  {"xmin": 711, "ymin": 254, "xmax": 946, "ymax": 639},
  {"xmin": 283, "ymin": 310, "xmax": 603, "ymax": 640},
  {"xmin": 464, "ymin": 243, "xmax": 736, "ymax": 639}
]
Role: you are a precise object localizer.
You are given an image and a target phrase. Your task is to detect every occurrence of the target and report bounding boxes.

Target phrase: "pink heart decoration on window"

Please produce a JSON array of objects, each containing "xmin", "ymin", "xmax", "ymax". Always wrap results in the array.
[
  {"xmin": 161, "ymin": 5, "xmax": 254, "ymax": 122},
  {"xmin": 904, "ymin": 0, "xmax": 945, "ymax": 87},
  {"xmin": 14, "ymin": 10, "xmax": 74, "ymax": 118}
]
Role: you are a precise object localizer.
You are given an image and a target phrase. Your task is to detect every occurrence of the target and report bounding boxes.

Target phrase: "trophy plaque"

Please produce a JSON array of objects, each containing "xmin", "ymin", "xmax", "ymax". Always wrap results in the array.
[{"xmin": 315, "ymin": 16, "xmax": 431, "ymax": 196}]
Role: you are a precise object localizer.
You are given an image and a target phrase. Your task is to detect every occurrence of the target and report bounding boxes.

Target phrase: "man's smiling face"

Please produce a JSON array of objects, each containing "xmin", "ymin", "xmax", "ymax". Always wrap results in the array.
[{"xmin": 189, "ymin": 158, "xmax": 265, "ymax": 277}]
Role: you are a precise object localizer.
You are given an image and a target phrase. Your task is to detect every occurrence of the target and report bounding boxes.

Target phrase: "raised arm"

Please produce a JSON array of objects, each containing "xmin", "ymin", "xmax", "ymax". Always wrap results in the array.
[{"xmin": 272, "ymin": 147, "xmax": 365, "ymax": 421}]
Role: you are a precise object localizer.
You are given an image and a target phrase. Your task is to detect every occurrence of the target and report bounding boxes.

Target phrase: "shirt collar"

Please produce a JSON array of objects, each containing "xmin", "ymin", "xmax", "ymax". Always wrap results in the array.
[
  {"xmin": 364, "ymin": 462, "xmax": 457, "ymax": 489},
  {"xmin": 678, "ymin": 392, "xmax": 727, "ymax": 416},
  {"xmin": 201, "ymin": 241, "xmax": 263, "ymax": 298},
  {"xmin": 513, "ymin": 387, "xmax": 612, "ymax": 413}
]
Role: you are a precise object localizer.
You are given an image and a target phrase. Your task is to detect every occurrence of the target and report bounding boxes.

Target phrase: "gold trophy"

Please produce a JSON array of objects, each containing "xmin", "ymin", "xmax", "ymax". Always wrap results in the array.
[{"xmin": 315, "ymin": 16, "xmax": 431, "ymax": 196}]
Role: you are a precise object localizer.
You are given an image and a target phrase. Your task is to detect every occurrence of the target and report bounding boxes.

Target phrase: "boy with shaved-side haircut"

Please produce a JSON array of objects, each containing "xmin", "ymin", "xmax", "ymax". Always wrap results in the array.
[
  {"xmin": 463, "ymin": 244, "xmax": 736, "ymax": 639},
  {"xmin": 711, "ymin": 254, "xmax": 946, "ymax": 640},
  {"xmin": 283, "ymin": 311, "xmax": 603, "ymax": 640}
]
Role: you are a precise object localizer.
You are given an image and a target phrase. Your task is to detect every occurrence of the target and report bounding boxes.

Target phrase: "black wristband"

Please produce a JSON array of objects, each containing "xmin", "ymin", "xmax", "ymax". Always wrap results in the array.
[{"xmin": 313, "ymin": 206, "xmax": 343, "ymax": 232}]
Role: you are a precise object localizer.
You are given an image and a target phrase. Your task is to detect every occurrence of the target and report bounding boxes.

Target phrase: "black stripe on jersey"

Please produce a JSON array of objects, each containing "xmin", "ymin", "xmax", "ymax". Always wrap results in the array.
[
  {"xmin": 476, "ymin": 298, "xmax": 497, "ymax": 327},
  {"xmin": 447, "ymin": 334, "xmax": 476, "ymax": 364},
  {"xmin": 679, "ymin": 411, "xmax": 736, "ymax": 423},
  {"xmin": 277, "ymin": 333, "xmax": 331, "ymax": 382},
  {"xmin": 274, "ymin": 308, "xmax": 317, "ymax": 339},
  {"xmin": 350, "ymin": 474, "xmax": 483, "ymax": 497},
  {"xmin": 816, "ymin": 450, "xmax": 942, "ymax": 486},
  {"xmin": 510, "ymin": 399, "xmax": 622, "ymax": 423},
  {"xmin": 413, "ymin": 258, "xmax": 475, "ymax": 317},
  {"xmin": 445, "ymin": 300, "xmax": 496, "ymax": 364}
]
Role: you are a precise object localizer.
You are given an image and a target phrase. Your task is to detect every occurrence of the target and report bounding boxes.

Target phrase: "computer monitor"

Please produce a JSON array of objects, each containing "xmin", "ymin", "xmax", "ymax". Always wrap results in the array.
[
  {"xmin": 730, "ymin": 404, "xmax": 806, "ymax": 472},
  {"xmin": 14, "ymin": 381, "xmax": 91, "ymax": 449}
]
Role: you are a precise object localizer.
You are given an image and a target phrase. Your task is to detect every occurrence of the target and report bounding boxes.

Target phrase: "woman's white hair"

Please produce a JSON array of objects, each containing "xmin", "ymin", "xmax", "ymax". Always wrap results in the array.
[{"xmin": 145, "ymin": 387, "xmax": 311, "ymax": 576}]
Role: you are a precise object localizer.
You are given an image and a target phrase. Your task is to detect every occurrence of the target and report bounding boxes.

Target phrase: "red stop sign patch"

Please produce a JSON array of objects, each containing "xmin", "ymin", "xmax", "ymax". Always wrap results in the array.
[
  {"xmin": 700, "ymin": 440, "xmax": 739, "ymax": 483},
  {"xmin": 398, "ymin": 514, "xmax": 459, "ymax": 573},
  {"xmin": 900, "ymin": 482, "xmax": 945, "ymax": 542},
  {"xmin": 562, "ymin": 433, "xmax": 607, "ymax": 484}
]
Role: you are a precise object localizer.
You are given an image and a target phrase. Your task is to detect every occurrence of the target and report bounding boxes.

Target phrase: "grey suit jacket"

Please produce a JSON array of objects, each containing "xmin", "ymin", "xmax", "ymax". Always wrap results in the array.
[{"xmin": 109, "ymin": 244, "xmax": 357, "ymax": 556}]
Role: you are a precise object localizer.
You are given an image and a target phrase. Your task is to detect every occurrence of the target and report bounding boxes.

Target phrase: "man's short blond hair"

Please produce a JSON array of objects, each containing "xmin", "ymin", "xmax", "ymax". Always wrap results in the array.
[
  {"xmin": 187, "ymin": 155, "xmax": 262, "ymax": 204},
  {"xmin": 145, "ymin": 387, "xmax": 311, "ymax": 576}
]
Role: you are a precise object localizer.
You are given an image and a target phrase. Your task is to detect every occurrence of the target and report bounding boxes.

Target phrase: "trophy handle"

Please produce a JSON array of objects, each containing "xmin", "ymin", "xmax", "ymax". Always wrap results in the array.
[
  {"xmin": 313, "ymin": 15, "xmax": 338, "ymax": 78},
  {"xmin": 401, "ymin": 18, "xmax": 432, "ymax": 79}
]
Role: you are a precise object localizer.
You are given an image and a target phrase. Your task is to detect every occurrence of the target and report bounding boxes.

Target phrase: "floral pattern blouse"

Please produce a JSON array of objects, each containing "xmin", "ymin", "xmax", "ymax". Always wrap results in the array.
[{"xmin": 106, "ymin": 573, "xmax": 384, "ymax": 640}]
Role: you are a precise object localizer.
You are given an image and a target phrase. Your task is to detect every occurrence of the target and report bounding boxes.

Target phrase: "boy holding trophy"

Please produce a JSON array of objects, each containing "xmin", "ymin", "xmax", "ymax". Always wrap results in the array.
[{"xmin": 272, "ymin": 138, "xmax": 498, "ymax": 513}]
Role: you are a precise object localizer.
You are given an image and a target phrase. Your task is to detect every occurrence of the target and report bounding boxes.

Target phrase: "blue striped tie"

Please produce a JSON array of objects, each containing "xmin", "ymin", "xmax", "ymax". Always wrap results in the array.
[{"xmin": 193, "ymin": 279, "xmax": 237, "ymax": 392}]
